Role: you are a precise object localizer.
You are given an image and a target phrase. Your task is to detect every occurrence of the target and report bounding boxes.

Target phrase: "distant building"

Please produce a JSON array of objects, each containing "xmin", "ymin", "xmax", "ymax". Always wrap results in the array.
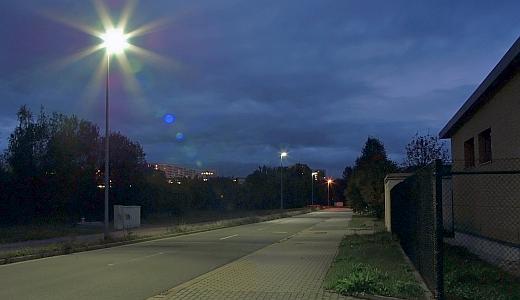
[
  {"xmin": 150, "ymin": 163, "xmax": 198, "ymax": 179},
  {"xmin": 150, "ymin": 163, "xmax": 218, "ymax": 179},
  {"xmin": 200, "ymin": 170, "xmax": 217, "ymax": 178}
]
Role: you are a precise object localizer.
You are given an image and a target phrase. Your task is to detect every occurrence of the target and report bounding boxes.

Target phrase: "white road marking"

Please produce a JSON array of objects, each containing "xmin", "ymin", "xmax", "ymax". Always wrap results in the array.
[
  {"xmin": 219, "ymin": 234, "xmax": 239, "ymax": 240},
  {"xmin": 273, "ymin": 231, "xmax": 288, "ymax": 234},
  {"xmin": 107, "ymin": 252, "xmax": 166, "ymax": 267},
  {"xmin": 257, "ymin": 228, "xmax": 265, "ymax": 231}
]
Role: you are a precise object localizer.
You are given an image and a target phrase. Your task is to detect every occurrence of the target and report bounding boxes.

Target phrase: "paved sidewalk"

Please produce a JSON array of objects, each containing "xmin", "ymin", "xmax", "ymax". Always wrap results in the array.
[{"xmin": 149, "ymin": 210, "xmax": 357, "ymax": 300}]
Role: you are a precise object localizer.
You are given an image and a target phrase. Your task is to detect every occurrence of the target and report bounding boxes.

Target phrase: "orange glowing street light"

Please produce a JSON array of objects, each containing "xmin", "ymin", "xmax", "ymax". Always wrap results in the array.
[{"xmin": 326, "ymin": 178, "xmax": 334, "ymax": 207}]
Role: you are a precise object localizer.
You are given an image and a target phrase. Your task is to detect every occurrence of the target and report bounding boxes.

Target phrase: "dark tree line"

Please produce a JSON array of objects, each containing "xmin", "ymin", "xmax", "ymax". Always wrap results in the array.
[
  {"xmin": 0, "ymin": 106, "xmax": 150, "ymax": 224},
  {"xmin": 241, "ymin": 164, "xmax": 328, "ymax": 209},
  {"xmin": 0, "ymin": 106, "xmax": 325, "ymax": 226},
  {"xmin": 342, "ymin": 134, "xmax": 449, "ymax": 218}
]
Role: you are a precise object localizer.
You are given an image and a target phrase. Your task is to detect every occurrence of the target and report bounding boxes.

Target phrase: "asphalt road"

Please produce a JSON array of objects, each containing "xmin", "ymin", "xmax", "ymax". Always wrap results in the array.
[{"xmin": 0, "ymin": 210, "xmax": 351, "ymax": 300}]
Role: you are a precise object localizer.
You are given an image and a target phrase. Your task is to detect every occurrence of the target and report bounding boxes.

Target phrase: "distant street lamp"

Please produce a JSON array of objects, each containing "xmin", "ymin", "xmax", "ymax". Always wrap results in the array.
[
  {"xmin": 101, "ymin": 28, "xmax": 129, "ymax": 237},
  {"xmin": 311, "ymin": 172, "xmax": 318, "ymax": 205},
  {"xmin": 280, "ymin": 152, "xmax": 288, "ymax": 209},
  {"xmin": 327, "ymin": 178, "xmax": 333, "ymax": 207}
]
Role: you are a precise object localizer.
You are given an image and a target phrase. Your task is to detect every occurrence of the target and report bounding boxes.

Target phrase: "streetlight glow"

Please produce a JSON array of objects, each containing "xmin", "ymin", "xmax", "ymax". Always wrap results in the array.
[
  {"xmin": 101, "ymin": 28, "xmax": 129, "ymax": 54},
  {"xmin": 279, "ymin": 151, "xmax": 288, "ymax": 209},
  {"xmin": 326, "ymin": 178, "xmax": 333, "ymax": 207},
  {"xmin": 55, "ymin": 0, "xmax": 171, "ymax": 239}
]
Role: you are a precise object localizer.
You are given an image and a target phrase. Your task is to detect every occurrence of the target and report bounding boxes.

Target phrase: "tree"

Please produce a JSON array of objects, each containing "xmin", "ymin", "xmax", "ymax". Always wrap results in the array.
[
  {"xmin": 344, "ymin": 137, "xmax": 397, "ymax": 217},
  {"xmin": 3, "ymin": 106, "xmax": 50, "ymax": 223},
  {"xmin": 342, "ymin": 166, "xmax": 353, "ymax": 182},
  {"xmin": 404, "ymin": 133, "xmax": 449, "ymax": 169}
]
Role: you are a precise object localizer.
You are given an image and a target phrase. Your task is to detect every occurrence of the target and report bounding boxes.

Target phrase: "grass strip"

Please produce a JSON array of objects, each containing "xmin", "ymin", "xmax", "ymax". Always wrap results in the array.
[
  {"xmin": 326, "ymin": 216, "xmax": 424, "ymax": 299},
  {"xmin": 445, "ymin": 244, "xmax": 520, "ymax": 300}
]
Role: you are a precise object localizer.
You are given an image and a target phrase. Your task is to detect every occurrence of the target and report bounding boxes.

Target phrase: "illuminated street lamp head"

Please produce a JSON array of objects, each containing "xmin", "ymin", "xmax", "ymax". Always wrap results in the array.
[
  {"xmin": 101, "ymin": 28, "xmax": 129, "ymax": 54},
  {"xmin": 280, "ymin": 152, "xmax": 288, "ymax": 158},
  {"xmin": 327, "ymin": 179, "xmax": 333, "ymax": 184}
]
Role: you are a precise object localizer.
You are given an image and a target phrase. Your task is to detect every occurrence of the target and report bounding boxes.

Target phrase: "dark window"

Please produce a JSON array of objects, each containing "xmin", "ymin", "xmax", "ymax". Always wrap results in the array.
[
  {"xmin": 478, "ymin": 128, "xmax": 492, "ymax": 164},
  {"xmin": 464, "ymin": 138, "xmax": 475, "ymax": 168}
]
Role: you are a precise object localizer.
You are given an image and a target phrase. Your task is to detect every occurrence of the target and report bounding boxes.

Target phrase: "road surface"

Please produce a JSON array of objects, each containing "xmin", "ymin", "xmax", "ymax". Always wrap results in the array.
[{"xmin": 0, "ymin": 209, "xmax": 351, "ymax": 300}]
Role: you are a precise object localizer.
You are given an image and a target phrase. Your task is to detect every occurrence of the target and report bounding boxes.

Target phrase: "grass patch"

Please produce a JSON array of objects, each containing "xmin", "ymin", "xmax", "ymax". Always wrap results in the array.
[
  {"xmin": 348, "ymin": 214, "xmax": 384, "ymax": 231},
  {"xmin": 0, "ymin": 225, "xmax": 101, "ymax": 244},
  {"xmin": 325, "ymin": 232, "xmax": 424, "ymax": 299},
  {"xmin": 445, "ymin": 244, "xmax": 520, "ymax": 300}
]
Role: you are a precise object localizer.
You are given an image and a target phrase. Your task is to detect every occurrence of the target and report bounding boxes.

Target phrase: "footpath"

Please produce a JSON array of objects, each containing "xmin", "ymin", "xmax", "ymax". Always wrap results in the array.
[{"xmin": 149, "ymin": 208, "xmax": 358, "ymax": 300}]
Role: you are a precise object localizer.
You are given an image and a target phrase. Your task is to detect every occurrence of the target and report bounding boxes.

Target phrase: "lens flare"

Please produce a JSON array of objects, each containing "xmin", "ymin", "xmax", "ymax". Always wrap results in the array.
[
  {"xmin": 176, "ymin": 132, "xmax": 185, "ymax": 142},
  {"xmin": 163, "ymin": 114, "xmax": 175, "ymax": 124},
  {"xmin": 44, "ymin": 0, "xmax": 176, "ymax": 106}
]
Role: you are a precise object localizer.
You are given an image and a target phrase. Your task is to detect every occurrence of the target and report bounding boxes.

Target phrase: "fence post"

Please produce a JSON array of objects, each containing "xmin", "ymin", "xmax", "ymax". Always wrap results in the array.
[{"xmin": 434, "ymin": 159, "xmax": 445, "ymax": 299}]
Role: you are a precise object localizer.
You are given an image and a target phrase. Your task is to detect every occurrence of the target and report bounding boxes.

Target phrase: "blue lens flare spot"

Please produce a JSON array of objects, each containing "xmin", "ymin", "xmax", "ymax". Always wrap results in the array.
[
  {"xmin": 163, "ymin": 114, "xmax": 175, "ymax": 124},
  {"xmin": 176, "ymin": 132, "xmax": 185, "ymax": 142}
]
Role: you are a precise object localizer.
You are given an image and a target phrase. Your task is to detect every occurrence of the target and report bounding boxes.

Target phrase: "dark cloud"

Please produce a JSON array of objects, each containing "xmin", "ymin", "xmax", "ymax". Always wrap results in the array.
[{"xmin": 0, "ymin": 0, "xmax": 519, "ymax": 176}]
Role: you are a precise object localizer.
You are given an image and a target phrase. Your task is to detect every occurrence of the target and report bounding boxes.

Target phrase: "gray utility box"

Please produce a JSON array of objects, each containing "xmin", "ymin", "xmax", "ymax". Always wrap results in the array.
[{"xmin": 113, "ymin": 205, "xmax": 141, "ymax": 230}]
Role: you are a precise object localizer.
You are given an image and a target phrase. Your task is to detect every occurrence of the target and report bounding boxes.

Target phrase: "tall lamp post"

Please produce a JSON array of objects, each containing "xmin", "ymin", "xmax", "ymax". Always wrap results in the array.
[
  {"xmin": 100, "ymin": 28, "xmax": 129, "ymax": 238},
  {"xmin": 327, "ymin": 178, "xmax": 333, "ymax": 207},
  {"xmin": 311, "ymin": 172, "xmax": 318, "ymax": 205},
  {"xmin": 280, "ymin": 152, "xmax": 288, "ymax": 209}
]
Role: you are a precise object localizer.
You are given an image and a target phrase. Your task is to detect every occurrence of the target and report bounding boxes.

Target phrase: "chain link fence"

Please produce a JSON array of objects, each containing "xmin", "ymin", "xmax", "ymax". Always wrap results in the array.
[
  {"xmin": 390, "ymin": 159, "xmax": 520, "ymax": 299},
  {"xmin": 444, "ymin": 159, "xmax": 520, "ymax": 276},
  {"xmin": 390, "ymin": 161, "xmax": 444, "ymax": 299}
]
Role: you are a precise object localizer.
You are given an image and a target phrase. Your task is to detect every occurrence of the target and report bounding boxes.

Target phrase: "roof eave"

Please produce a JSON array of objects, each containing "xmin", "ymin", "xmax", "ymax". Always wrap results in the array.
[{"xmin": 439, "ymin": 36, "xmax": 520, "ymax": 139}]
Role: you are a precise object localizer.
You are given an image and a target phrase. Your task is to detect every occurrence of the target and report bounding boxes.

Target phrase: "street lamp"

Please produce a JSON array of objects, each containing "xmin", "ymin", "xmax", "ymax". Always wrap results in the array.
[
  {"xmin": 280, "ymin": 152, "xmax": 288, "ymax": 209},
  {"xmin": 327, "ymin": 178, "xmax": 333, "ymax": 207},
  {"xmin": 101, "ymin": 28, "xmax": 129, "ymax": 238},
  {"xmin": 311, "ymin": 171, "xmax": 318, "ymax": 205}
]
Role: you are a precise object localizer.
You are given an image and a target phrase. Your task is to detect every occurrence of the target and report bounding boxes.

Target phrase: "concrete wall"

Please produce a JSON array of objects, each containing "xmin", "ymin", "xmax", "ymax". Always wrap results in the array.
[
  {"xmin": 450, "ymin": 71, "xmax": 520, "ymax": 244},
  {"xmin": 384, "ymin": 173, "xmax": 412, "ymax": 232},
  {"xmin": 114, "ymin": 205, "xmax": 141, "ymax": 230}
]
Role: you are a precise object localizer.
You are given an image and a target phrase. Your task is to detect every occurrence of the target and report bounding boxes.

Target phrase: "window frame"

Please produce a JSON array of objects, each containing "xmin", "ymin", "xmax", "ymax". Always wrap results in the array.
[
  {"xmin": 478, "ymin": 128, "xmax": 492, "ymax": 164},
  {"xmin": 464, "ymin": 137, "xmax": 475, "ymax": 168}
]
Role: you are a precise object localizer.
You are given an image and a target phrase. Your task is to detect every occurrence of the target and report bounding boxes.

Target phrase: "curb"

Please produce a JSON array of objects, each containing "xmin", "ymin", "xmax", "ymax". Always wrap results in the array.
[
  {"xmin": 352, "ymin": 294, "xmax": 405, "ymax": 300},
  {"xmin": 0, "ymin": 209, "xmax": 312, "ymax": 266},
  {"xmin": 396, "ymin": 244, "xmax": 435, "ymax": 300}
]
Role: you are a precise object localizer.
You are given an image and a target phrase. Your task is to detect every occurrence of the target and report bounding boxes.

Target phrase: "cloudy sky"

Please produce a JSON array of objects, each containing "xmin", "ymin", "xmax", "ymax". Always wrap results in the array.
[{"xmin": 0, "ymin": 0, "xmax": 519, "ymax": 177}]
